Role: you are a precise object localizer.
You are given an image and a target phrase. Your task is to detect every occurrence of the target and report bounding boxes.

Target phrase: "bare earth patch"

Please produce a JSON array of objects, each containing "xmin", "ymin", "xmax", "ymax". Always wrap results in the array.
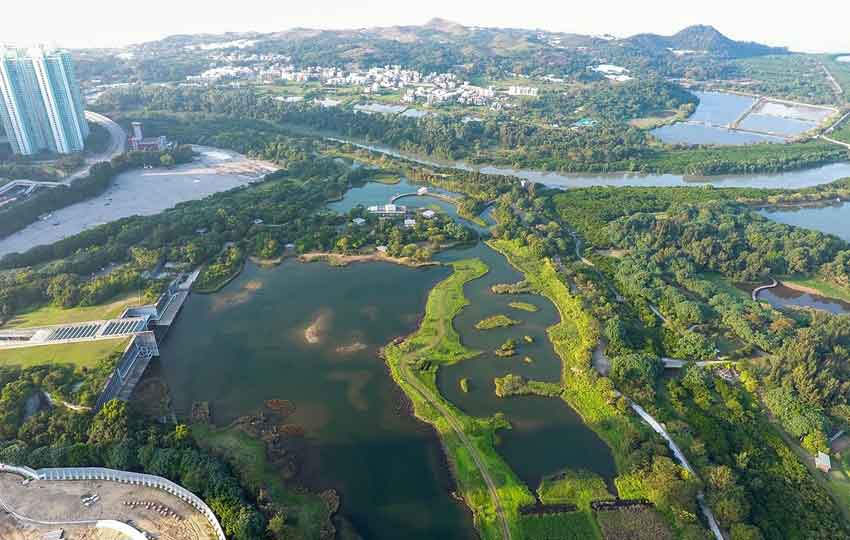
[{"xmin": 0, "ymin": 472, "xmax": 217, "ymax": 540}]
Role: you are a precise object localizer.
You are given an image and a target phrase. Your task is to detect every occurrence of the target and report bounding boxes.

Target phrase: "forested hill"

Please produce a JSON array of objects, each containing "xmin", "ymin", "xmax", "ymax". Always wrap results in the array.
[
  {"xmin": 95, "ymin": 20, "xmax": 787, "ymax": 82},
  {"xmin": 625, "ymin": 25, "xmax": 787, "ymax": 58}
]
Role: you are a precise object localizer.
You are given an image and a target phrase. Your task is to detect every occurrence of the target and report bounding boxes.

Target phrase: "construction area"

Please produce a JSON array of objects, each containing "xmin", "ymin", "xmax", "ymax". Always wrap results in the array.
[{"xmin": 0, "ymin": 472, "xmax": 218, "ymax": 540}]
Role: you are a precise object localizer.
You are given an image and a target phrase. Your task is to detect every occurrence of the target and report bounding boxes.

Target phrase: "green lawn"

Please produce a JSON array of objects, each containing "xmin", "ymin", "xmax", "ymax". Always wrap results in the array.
[
  {"xmin": 5, "ymin": 294, "xmax": 143, "ymax": 329},
  {"xmin": 0, "ymin": 338, "xmax": 129, "ymax": 369},
  {"xmin": 538, "ymin": 469, "xmax": 614, "ymax": 509},
  {"xmin": 700, "ymin": 272, "xmax": 752, "ymax": 302},
  {"xmin": 519, "ymin": 511, "xmax": 601, "ymax": 540},
  {"xmin": 192, "ymin": 424, "xmax": 332, "ymax": 538}
]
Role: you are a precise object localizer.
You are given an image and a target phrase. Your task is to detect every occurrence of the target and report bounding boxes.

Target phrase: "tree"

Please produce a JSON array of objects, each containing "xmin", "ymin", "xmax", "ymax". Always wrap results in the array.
[
  {"xmin": 87, "ymin": 399, "xmax": 131, "ymax": 446},
  {"xmin": 730, "ymin": 524, "xmax": 764, "ymax": 540},
  {"xmin": 160, "ymin": 154, "xmax": 175, "ymax": 167}
]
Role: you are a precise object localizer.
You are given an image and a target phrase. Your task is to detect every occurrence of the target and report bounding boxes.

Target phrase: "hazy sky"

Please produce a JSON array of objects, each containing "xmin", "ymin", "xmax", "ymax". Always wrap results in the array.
[{"xmin": 6, "ymin": 0, "xmax": 850, "ymax": 53}]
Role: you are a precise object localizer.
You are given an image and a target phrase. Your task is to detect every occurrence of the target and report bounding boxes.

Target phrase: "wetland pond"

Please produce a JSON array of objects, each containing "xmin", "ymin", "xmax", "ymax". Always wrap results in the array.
[
  {"xmin": 158, "ymin": 258, "xmax": 479, "ymax": 540},
  {"xmin": 650, "ymin": 91, "xmax": 822, "ymax": 145},
  {"xmin": 757, "ymin": 201, "xmax": 850, "ymax": 314},
  {"xmin": 157, "ymin": 178, "xmax": 617, "ymax": 538}
]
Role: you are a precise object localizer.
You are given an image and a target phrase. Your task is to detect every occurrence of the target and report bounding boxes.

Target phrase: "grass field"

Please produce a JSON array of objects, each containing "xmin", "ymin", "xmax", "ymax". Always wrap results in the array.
[
  {"xmin": 595, "ymin": 506, "xmax": 674, "ymax": 540},
  {"xmin": 383, "ymin": 258, "xmax": 537, "ymax": 539},
  {"xmin": 5, "ymin": 294, "xmax": 143, "ymax": 329},
  {"xmin": 701, "ymin": 272, "xmax": 752, "ymax": 302},
  {"xmin": 518, "ymin": 511, "xmax": 600, "ymax": 540},
  {"xmin": 538, "ymin": 469, "xmax": 613, "ymax": 508},
  {"xmin": 0, "ymin": 338, "xmax": 128, "ymax": 369},
  {"xmin": 192, "ymin": 424, "xmax": 332, "ymax": 538}
]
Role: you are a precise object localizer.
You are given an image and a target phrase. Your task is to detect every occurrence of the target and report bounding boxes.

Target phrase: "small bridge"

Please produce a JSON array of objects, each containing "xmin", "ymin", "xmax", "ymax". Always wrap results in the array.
[
  {"xmin": 752, "ymin": 277, "xmax": 778, "ymax": 301},
  {"xmin": 662, "ymin": 358, "xmax": 732, "ymax": 369},
  {"xmin": 390, "ymin": 191, "xmax": 458, "ymax": 205}
]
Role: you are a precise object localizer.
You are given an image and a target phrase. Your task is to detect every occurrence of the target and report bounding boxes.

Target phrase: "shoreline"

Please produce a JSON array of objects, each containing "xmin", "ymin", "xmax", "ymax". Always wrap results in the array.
[{"xmin": 298, "ymin": 251, "xmax": 440, "ymax": 268}]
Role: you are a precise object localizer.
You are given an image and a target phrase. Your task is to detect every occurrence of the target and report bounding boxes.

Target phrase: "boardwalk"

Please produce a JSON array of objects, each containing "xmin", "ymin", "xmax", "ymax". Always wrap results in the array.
[
  {"xmin": 629, "ymin": 403, "xmax": 724, "ymax": 540},
  {"xmin": 752, "ymin": 277, "xmax": 778, "ymax": 301}
]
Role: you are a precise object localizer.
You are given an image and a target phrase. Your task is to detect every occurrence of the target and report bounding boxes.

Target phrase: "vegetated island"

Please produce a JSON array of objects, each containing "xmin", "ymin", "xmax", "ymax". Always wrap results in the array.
[
  {"xmin": 508, "ymin": 301, "xmax": 539, "ymax": 312},
  {"xmin": 474, "ymin": 314, "xmax": 521, "ymax": 330},
  {"xmin": 491, "ymin": 280, "xmax": 533, "ymax": 294},
  {"xmin": 495, "ymin": 338, "xmax": 518, "ymax": 357}
]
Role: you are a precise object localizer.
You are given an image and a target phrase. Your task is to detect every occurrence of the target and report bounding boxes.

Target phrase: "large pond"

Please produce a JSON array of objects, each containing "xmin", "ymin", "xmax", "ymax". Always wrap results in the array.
[
  {"xmin": 329, "ymin": 138, "xmax": 850, "ymax": 190},
  {"xmin": 649, "ymin": 91, "xmax": 824, "ymax": 145},
  {"xmin": 758, "ymin": 202, "xmax": 850, "ymax": 314},
  {"xmin": 0, "ymin": 147, "xmax": 276, "ymax": 258},
  {"xmin": 757, "ymin": 284, "xmax": 850, "ymax": 315},
  {"xmin": 159, "ymin": 259, "xmax": 479, "ymax": 540},
  {"xmin": 158, "ymin": 178, "xmax": 618, "ymax": 537},
  {"xmin": 760, "ymin": 201, "xmax": 850, "ymax": 241}
]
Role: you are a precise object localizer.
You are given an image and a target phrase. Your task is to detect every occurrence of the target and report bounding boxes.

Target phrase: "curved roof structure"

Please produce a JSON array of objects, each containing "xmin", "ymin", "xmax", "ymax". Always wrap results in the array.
[{"xmin": 96, "ymin": 520, "xmax": 148, "ymax": 540}]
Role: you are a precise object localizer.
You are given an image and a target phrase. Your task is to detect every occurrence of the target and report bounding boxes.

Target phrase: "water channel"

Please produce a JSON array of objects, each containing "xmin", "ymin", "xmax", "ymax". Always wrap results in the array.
[{"xmin": 329, "ymin": 137, "xmax": 850, "ymax": 190}]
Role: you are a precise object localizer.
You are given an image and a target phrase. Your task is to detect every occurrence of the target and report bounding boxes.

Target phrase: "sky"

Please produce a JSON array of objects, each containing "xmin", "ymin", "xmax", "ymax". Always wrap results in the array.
[{"xmin": 5, "ymin": 0, "xmax": 850, "ymax": 53}]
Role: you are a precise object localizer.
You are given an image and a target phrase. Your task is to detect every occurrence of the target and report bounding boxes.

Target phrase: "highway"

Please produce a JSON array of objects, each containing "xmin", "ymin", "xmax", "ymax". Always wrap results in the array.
[{"xmin": 60, "ymin": 110, "xmax": 127, "ymax": 185}]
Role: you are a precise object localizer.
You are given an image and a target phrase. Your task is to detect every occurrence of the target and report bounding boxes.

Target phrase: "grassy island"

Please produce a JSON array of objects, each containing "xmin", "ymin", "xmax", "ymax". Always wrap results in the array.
[
  {"xmin": 475, "ymin": 314, "xmax": 521, "ymax": 330},
  {"xmin": 494, "ymin": 338, "xmax": 518, "ymax": 357},
  {"xmin": 508, "ymin": 301, "xmax": 539, "ymax": 312}
]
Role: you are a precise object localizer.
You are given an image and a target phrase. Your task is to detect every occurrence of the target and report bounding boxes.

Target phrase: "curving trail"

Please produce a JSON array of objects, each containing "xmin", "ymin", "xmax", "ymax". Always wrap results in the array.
[
  {"xmin": 400, "ymin": 361, "xmax": 512, "ymax": 540},
  {"xmin": 393, "ymin": 261, "xmax": 512, "ymax": 540}
]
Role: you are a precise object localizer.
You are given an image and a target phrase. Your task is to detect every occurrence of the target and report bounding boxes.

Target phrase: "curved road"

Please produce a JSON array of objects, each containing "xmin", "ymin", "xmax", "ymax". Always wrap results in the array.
[{"xmin": 60, "ymin": 111, "xmax": 127, "ymax": 185}]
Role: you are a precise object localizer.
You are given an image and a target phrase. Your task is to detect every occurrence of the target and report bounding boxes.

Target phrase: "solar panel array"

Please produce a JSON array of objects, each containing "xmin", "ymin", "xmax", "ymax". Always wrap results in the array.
[
  {"xmin": 46, "ymin": 324, "xmax": 99, "ymax": 341},
  {"xmin": 44, "ymin": 318, "xmax": 147, "ymax": 342},
  {"xmin": 101, "ymin": 319, "xmax": 146, "ymax": 336}
]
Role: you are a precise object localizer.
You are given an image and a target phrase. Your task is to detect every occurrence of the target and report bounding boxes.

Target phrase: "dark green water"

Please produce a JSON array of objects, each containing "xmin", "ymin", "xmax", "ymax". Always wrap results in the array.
[
  {"xmin": 436, "ymin": 244, "xmax": 617, "ymax": 490},
  {"xmin": 159, "ymin": 260, "xmax": 479, "ymax": 540}
]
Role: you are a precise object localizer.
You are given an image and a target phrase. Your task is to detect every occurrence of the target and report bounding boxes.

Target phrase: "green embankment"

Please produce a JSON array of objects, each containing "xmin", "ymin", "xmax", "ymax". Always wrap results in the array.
[
  {"xmin": 192, "ymin": 424, "xmax": 333, "ymax": 539},
  {"xmin": 782, "ymin": 276, "xmax": 850, "ymax": 303},
  {"xmin": 538, "ymin": 469, "xmax": 614, "ymax": 508},
  {"xmin": 382, "ymin": 258, "xmax": 536, "ymax": 539},
  {"xmin": 0, "ymin": 338, "xmax": 129, "ymax": 370},
  {"xmin": 5, "ymin": 293, "xmax": 143, "ymax": 329}
]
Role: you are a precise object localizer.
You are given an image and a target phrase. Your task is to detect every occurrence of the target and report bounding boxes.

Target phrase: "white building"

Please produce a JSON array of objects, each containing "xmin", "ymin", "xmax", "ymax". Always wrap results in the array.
[
  {"xmin": 367, "ymin": 204, "xmax": 407, "ymax": 217},
  {"xmin": 508, "ymin": 86, "xmax": 539, "ymax": 97}
]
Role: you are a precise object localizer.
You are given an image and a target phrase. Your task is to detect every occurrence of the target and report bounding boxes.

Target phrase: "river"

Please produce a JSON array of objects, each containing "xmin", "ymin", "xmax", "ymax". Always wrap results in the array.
[{"xmin": 329, "ymin": 138, "xmax": 850, "ymax": 190}]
